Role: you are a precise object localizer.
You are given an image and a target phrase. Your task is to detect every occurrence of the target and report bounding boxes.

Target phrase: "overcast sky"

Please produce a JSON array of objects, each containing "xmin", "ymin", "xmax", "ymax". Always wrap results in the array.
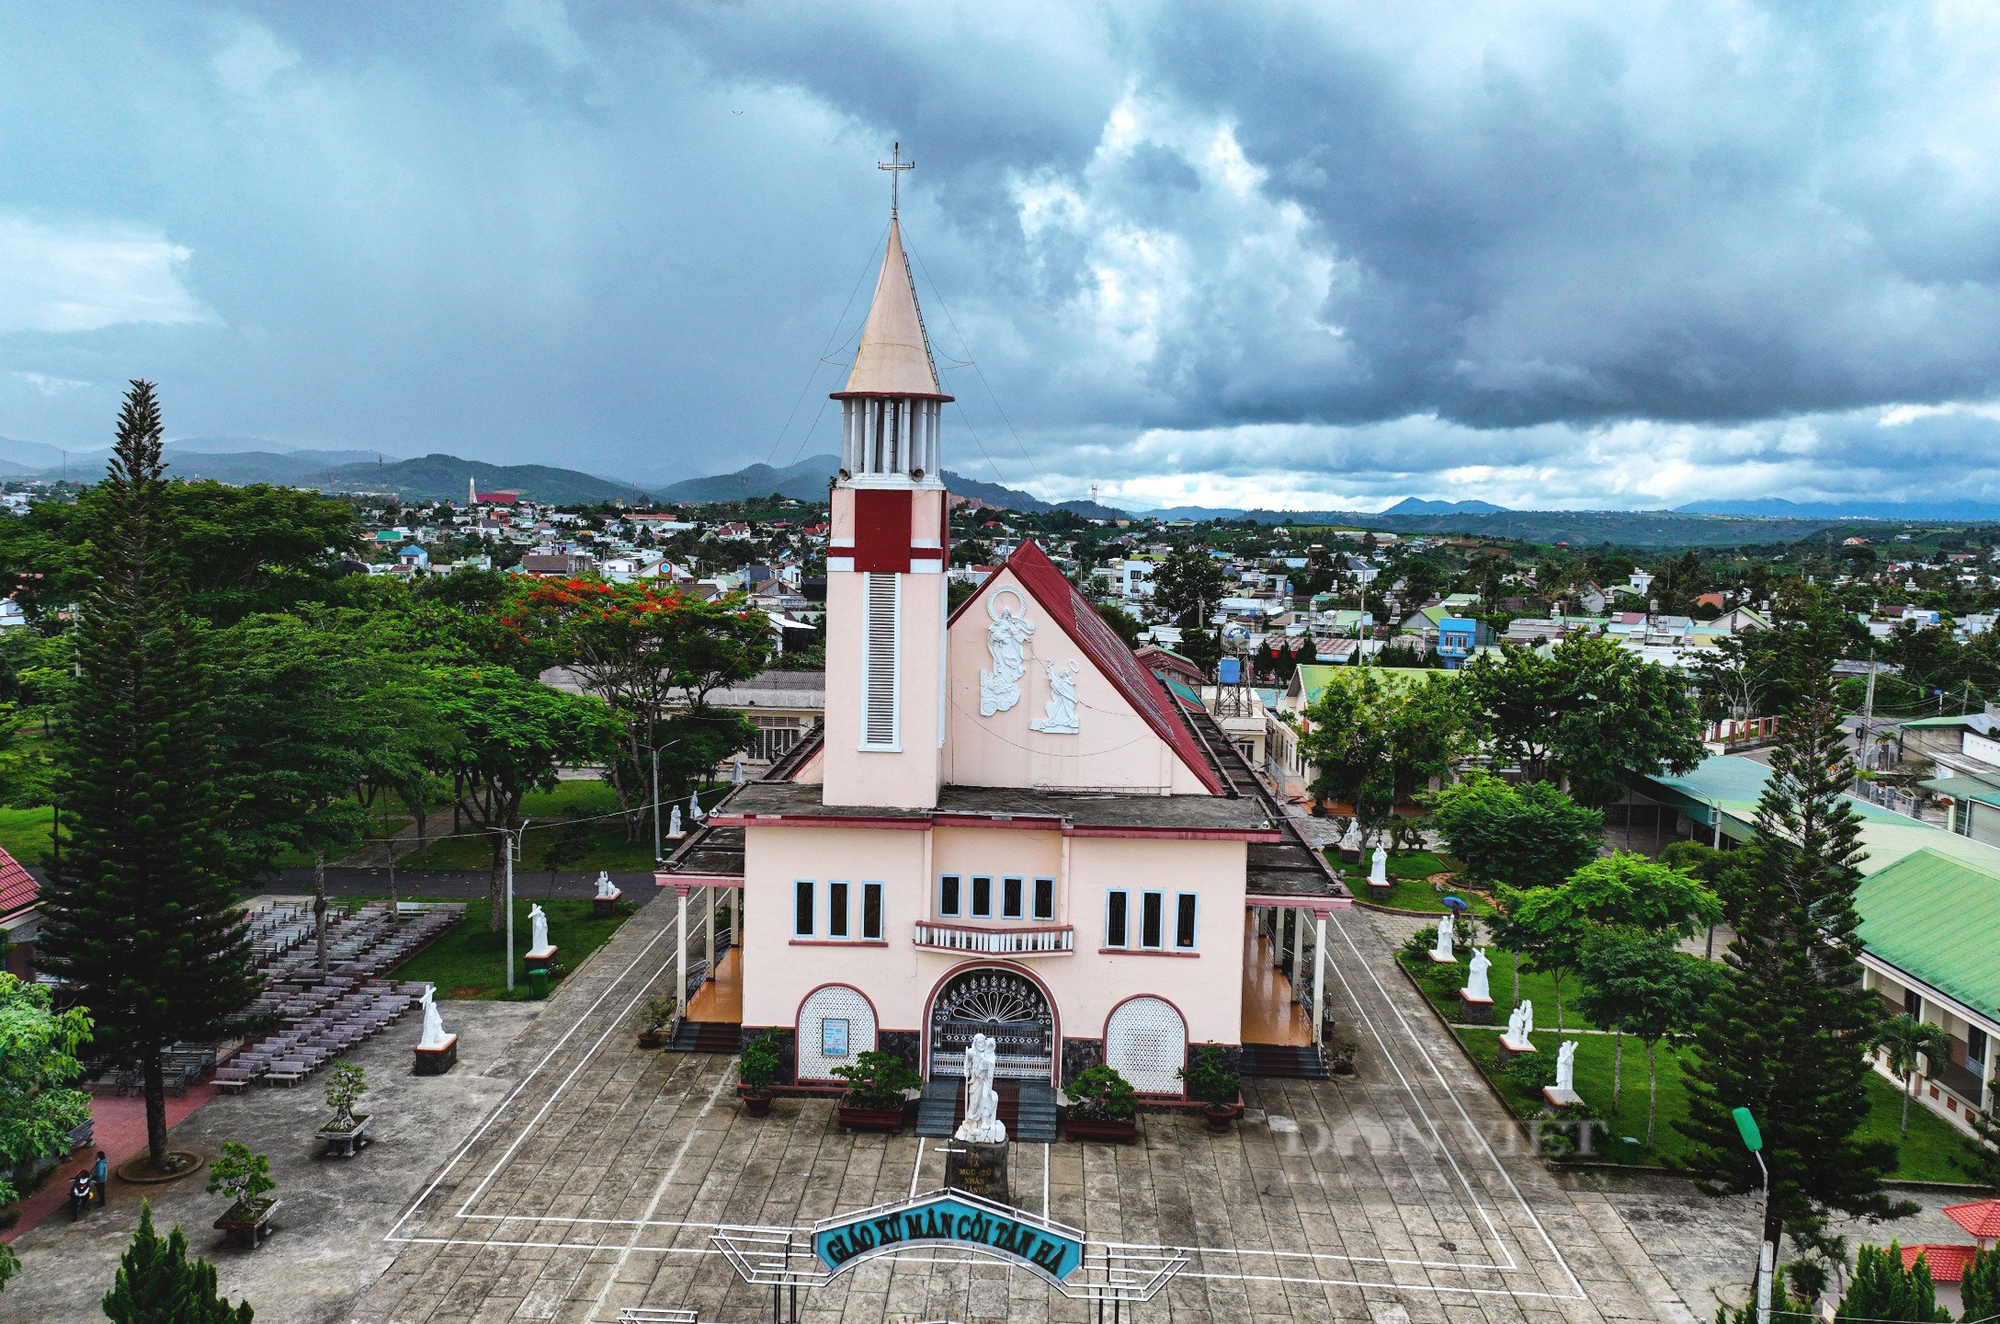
[{"xmin": 7, "ymin": 2, "xmax": 2000, "ymax": 511}]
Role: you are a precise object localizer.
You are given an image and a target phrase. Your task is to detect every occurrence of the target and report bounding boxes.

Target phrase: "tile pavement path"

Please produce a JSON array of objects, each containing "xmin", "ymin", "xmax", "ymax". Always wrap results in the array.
[{"xmin": 352, "ymin": 895, "xmax": 1700, "ymax": 1324}]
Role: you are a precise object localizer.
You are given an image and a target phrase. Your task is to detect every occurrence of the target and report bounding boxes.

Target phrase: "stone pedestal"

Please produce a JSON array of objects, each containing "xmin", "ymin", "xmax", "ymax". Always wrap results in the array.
[
  {"xmin": 1542, "ymin": 1085, "xmax": 1584, "ymax": 1109},
  {"xmin": 1457, "ymin": 991, "xmax": 1494, "ymax": 1024},
  {"xmin": 1427, "ymin": 949, "xmax": 1457, "ymax": 965},
  {"xmin": 943, "ymin": 1140, "xmax": 1011, "ymax": 1205},
  {"xmin": 1497, "ymin": 1034, "xmax": 1535, "ymax": 1058},
  {"xmin": 413, "ymin": 1034, "xmax": 458, "ymax": 1075},
  {"xmin": 592, "ymin": 889, "xmax": 623, "ymax": 919}
]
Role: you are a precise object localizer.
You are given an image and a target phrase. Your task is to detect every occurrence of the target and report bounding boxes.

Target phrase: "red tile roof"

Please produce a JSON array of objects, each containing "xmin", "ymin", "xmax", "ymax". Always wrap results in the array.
[
  {"xmin": 1901, "ymin": 1243, "xmax": 1979, "ymax": 1283},
  {"xmin": 1945, "ymin": 1199, "xmax": 2000, "ymax": 1240},
  {"xmin": 0, "ymin": 843, "xmax": 35, "ymax": 917},
  {"xmin": 952, "ymin": 541, "xmax": 1223, "ymax": 795}
]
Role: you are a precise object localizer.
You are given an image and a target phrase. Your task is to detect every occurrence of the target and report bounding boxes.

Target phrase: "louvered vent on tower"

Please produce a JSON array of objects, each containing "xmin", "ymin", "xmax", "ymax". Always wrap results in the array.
[{"xmin": 861, "ymin": 572, "xmax": 900, "ymax": 748}]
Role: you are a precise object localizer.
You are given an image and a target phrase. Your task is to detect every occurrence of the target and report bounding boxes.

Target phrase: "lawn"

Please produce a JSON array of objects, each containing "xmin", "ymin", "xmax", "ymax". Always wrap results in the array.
[
  {"xmin": 403, "ymin": 779, "xmax": 723, "ymax": 874},
  {"xmin": 1453, "ymin": 1026, "xmax": 1987, "ymax": 1180},
  {"xmin": 1335, "ymin": 848, "xmax": 1496, "ymax": 914},
  {"xmin": 1399, "ymin": 945, "xmax": 1596, "ymax": 1030},
  {"xmin": 0, "ymin": 805, "xmax": 54, "ymax": 866},
  {"xmin": 389, "ymin": 896, "xmax": 640, "ymax": 1000}
]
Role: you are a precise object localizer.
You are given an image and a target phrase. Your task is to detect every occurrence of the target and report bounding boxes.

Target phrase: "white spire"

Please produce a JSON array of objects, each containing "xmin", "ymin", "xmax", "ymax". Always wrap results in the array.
[{"xmin": 840, "ymin": 218, "xmax": 944, "ymax": 398}]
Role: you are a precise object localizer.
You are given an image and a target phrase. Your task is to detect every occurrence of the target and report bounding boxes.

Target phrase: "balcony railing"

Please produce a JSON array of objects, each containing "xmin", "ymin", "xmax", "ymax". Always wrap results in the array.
[{"xmin": 913, "ymin": 921, "xmax": 1075, "ymax": 957}]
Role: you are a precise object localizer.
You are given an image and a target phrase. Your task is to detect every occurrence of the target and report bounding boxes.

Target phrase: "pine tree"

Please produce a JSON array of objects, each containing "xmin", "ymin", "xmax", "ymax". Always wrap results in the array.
[
  {"xmin": 1957, "ymin": 1095, "xmax": 2000, "ymax": 1190},
  {"xmin": 39, "ymin": 382, "xmax": 257, "ymax": 1169},
  {"xmin": 102, "ymin": 1200, "xmax": 254, "ymax": 1323},
  {"xmin": 1962, "ymin": 1246, "xmax": 2000, "ymax": 1324},
  {"xmin": 1676, "ymin": 674, "xmax": 1910, "ymax": 1261},
  {"xmin": 1833, "ymin": 1243, "xmax": 1947, "ymax": 1321}
]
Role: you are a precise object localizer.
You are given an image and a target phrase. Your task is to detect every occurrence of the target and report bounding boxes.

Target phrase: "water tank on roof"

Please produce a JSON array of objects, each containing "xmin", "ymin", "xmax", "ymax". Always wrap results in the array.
[{"xmin": 1218, "ymin": 657, "xmax": 1242, "ymax": 685}]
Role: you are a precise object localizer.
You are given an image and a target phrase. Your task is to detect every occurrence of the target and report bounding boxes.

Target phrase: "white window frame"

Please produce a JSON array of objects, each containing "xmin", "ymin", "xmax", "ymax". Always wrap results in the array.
[
  {"xmin": 970, "ymin": 874, "xmax": 994, "ymax": 919},
  {"xmin": 861, "ymin": 882, "xmax": 884, "ymax": 941},
  {"xmin": 1001, "ymin": 875, "xmax": 1025, "ymax": 920},
  {"xmin": 1139, "ymin": 890, "xmax": 1165, "ymax": 950},
  {"xmin": 1173, "ymin": 891, "xmax": 1199, "ymax": 951},
  {"xmin": 937, "ymin": 873, "xmax": 962, "ymax": 919},
  {"xmin": 826, "ymin": 880, "xmax": 850, "ymax": 939},
  {"xmin": 1105, "ymin": 889, "xmax": 1130, "ymax": 949},
  {"xmin": 793, "ymin": 879, "xmax": 816, "ymax": 938},
  {"xmin": 1032, "ymin": 876, "xmax": 1056, "ymax": 922}
]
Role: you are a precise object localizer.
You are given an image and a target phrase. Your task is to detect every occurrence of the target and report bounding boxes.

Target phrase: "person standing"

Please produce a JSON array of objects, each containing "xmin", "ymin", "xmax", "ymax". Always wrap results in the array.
[{"xmin": 92, "ymin": 1150, "xmax": 108, "ymax": 1205}]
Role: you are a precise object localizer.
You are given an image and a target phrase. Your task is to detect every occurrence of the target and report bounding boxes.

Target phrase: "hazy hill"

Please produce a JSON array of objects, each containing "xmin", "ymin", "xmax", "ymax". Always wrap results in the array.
[{"xmin": 1674, "ymin": 496, "xmax": 2000, "ymax": 521}]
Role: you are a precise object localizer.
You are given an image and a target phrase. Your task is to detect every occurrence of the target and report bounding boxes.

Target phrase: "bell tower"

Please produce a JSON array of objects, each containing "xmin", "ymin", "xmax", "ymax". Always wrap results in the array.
[{"xmin": 821, "ymin": 147, "xmax": 952, "ymax": 809}]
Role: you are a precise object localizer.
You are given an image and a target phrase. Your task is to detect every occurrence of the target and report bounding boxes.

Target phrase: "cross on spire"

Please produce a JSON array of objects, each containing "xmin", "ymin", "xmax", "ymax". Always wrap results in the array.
[{"xmin": 877, "ymin": 141, "xmax": 914, "ymax": 218}]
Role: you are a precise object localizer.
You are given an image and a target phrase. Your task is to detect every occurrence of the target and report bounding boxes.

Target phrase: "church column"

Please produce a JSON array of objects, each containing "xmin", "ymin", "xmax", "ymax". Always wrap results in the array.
[
  {"xmin": 675, "ymin": 884, "xmax": 690, "ymax": 1021},
  {"xmin": 1313, "ymin": 909, "xmax": 1328, "ymax": 1040},
  {"xmin": 704, "ymin": 885, "xmax": 716, "ymax": 979},
  {"xmin": 1288, "ymin": 906, "xmax": 1303, "ymax": 1000}
]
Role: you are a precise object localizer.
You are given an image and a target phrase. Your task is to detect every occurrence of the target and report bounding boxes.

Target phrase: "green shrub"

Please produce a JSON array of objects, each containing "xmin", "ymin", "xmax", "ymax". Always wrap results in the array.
[
  {"xmin": 830, "ymin": 1050, "xmax": 920, "ymax": 1110},
  {"xmin": 1833, "ymin": 1243, "xmax": 1948, "ymax": 1322},
  {"xmin": 1501, "ymin": 1051, "xmax": 1558, "ymax": 1095},
  {"xmin": 204, "ymin": 1142, "xmax": 275, "ymax": 1215},
  {"xmin": 1178, "ymin": 1043, "xmax": 1240, "ymax": 1107},
  {"xmin": 1066, "ymin": 1064, "xmax": 1138, "ymax": 1121},
  {"xmin": 738, "ymin": 1030, "xmax": 783, "ymax": 1094}
]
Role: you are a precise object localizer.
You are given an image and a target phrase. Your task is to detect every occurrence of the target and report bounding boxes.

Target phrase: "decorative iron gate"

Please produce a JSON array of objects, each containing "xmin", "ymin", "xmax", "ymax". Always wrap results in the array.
[{"xmin": 928, "ymin": 968, "xmax": 1054, "ymax": 1081}]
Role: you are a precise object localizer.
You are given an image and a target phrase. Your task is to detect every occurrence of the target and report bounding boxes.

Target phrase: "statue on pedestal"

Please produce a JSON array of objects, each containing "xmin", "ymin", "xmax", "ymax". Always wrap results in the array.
[
  {"xmin": 1464, "ymin": 947, "xmax": 1492, "ymax": 1002},
  {"xmin": 1338, "ymin": 818, "xmax": 1361, "ymax": 854},
  {"xmin": 954, "ymin": 1033, "xmax": 1008, "ymax": 1144},
  {"xmin": 1369, "ymin": 845, "xmax": 1388, "ymax": 888},
  {"xmin": 529, "ymin": 903, "xmax": 550, "ymax": 952},
  {"xmin": 595, "ymin": 871, "xmax": 618, "ymax": 899},
  {"xmin": 689, "ymin": 790, "xmax": 705, "ymax": 822},
  {"xmin": 668, "ymin": 805, "xmax": 683, "ymax": 838},
  {"xmin": 418, "ymin": 985, "xmax": 450, "ymax": 1049},
  {"xmin": 1555, "ymin": 1040, "xmax": 1577, "ymax": 1094},
  {"xmin": 1430, "ymin": 913, "xmax": 1455, "ymax": 961}
]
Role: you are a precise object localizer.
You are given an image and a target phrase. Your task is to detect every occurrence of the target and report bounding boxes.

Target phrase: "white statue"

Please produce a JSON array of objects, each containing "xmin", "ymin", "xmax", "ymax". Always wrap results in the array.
[
  {"xmin": 418, "ymin": 984, "xmax": 449, "ymax": 1049},
  {"xmin": 529, "ymin": 903, "xmax": 549, "ymax": 952},
  {"xmin": 1519, "ymin": 999, "xmax": 1534, "ymax": 1039},
  {"xmin": 731, "ymin": 758, "xmax": 744, "ymax": 785},
  {"xmin": 1368, "ymin": 845, "xmax": 1388, "ymax": 887},
  {"xmin": 979, "ymin": 590, "xmax": 1035, "ymax": 716},
  {"xmin": 1430, "ymin": 912, "xmax": 1455, "ymax": 961},
  {"xmin": 668, "ymin": 805, "xmax": 683, "ymax": 838},
  {"xmin": 954, "ymin": 1033, "xmax": 1007, "ymax": 1144},
  {"xmin": 1555, "ymin": 1040, "xmax": 1577, "ymax": 1094},
  {"xmin": 689, "ymin": 789, "xmax": 705, "ymax": 822},
  {"xmin": 1339, "ymin": 818, "xmax": 1362, "ymax": 853},
  {"xmin": 1504, "ymin": 1002, "xmax": 1526, "ymax": 1043},
  {"xmin": 1465, "ymin": 947, "xmax": 1492, "ymax": 1002},
  {"xmin": 595, "ymin": 871, "xmax": 617, "ymax": 899},
  {"xmin": 1029, "ymin": 660, "xmax": 1081, "ymax": 734}
]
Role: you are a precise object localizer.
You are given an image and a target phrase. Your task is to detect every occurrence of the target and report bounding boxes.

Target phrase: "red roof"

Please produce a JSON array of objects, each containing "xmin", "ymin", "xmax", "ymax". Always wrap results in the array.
[
  {"xmin": 1946, "ymin": 1199, "xmax": 2000, "ymax": 1240},
  {"xmin": 475, "ymin": 492, "xmax": 519, "ymax": 505},
  {"xmin": 1901, "ymin": 1244, "xmax": 1979, "ymax": 1283},
  {"xmin": 0, "ymin": 842, "xmax": 35, "ymax": 917},
  {"xmin": 952, "ymin": 541, "xmax": 1223, "ymax": 794}
]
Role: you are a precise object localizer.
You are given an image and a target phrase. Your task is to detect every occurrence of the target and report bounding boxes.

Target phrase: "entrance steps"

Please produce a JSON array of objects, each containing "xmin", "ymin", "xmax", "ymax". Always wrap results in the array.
[
  {"xmin": 915, "ymin": 1079, "xmax": 1059, "ymax": 1143},
  {"xmin": 1240, "ymin": 1042, "xmax": 1330, "ymax": 1079},
  {"xmin": 665, "ymin": 1019, "xmax": 741, "ymax": 1053}
]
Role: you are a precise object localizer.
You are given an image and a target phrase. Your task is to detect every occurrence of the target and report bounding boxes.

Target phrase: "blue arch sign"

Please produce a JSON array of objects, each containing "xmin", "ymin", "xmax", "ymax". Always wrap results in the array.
[{"xmin": 810, "ymin": 1192, "xmax": 1084, "ymax": 1285}]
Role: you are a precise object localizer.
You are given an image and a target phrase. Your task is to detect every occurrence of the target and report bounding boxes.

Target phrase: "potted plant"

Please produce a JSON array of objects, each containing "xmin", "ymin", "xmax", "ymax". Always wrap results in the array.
[
  {"xmin": 1324, "ymin": 1037, "xmax": 1359, "ymax": 1077},
  {"xmin": 1062, "ymin": 1064, "xmax": 1139, "ymax": 1143},
  {"xmin": 738, "ymin": 1030, "xmax": 782, "ymax": 1118},
  {"xmin": 637, "ymin": 996, "xmax": 675, "ymax": 1049},
  {"xmin": 1178, "ymin": 1044, "xmax": 1242, "ymax": 1134},
  {"xmin": 316, "ymin": 1061, "xmax": 370, "ymax": 1157},
  {"xmin": 830, "ymin": 1050, "xmax": 921, "ymax": 1134},
  {"xmin": 206, "ymin": 1142, "xmax": 279, "ymax": 1248}
]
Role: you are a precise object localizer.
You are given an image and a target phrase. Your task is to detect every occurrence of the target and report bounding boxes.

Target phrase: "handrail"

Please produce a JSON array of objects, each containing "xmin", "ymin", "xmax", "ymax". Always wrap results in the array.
[{"xmin": 912, "ymin": 921, "xmax": 1075, "ymax": 954}]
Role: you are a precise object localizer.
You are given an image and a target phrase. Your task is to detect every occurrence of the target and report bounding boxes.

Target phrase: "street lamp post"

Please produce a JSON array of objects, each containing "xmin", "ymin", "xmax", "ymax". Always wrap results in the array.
[
  {"xmin": 487, "ymin": 821, "xmax": 530, "ymax": 991},
  {"xmin": 1733, "ymin": 1106, "xmax": 1774, "ymax": 1324}
]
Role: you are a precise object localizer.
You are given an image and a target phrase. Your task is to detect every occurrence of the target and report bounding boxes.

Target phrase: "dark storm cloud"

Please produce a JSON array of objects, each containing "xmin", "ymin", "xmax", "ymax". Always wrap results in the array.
[{"xmin": 5, "ymin": 0, "xmax": 2000, "ymax": 507}]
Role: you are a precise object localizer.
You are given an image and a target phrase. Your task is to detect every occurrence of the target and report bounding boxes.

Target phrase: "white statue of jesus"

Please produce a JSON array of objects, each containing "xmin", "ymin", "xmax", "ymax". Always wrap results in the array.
[
  {"xmin": 954, "ymin": 1033, "xmax": 1007, "ymax": 1144},
  {"xmin": 529, "ymin": 903, "xmax": 549, "ymax": 952},
  {"xmin": 1430, "ymin": 912, "xmax": 1455, "ymax": 961},
  {"xmin": 418, "ymin": 984, "xmax": 449, "ymax": 1049},
  {"xmin": 689, "ymin": 789, "xmax": 705, "ymax": 822},
  {"xmin": 1555, "ymin": 1040, "xmax": 1577, "ymax": 1094},
  {"xmin": 595, "ymin": 871, "xmax": 617, "ymax": 899},
  {"xmin": 668, "ymin": 805, "xmax": 682, "ymax": 838},
  {"xmin": 1368, "ymin": 845, "xmax": 1388, "ymax": 887},
  {"xmin": 1464, "ymin": 947, "xmax": 1492, "ymax": 1002},
  {"xmin": 1339, "ymin": 818, "xmax": 1361, "ymax": 853}
]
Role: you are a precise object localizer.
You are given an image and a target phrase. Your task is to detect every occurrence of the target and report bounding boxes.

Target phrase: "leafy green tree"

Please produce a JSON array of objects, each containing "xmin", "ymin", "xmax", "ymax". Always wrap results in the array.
[
  {"xmin": 39, "ymin": 382, "xmax": 258, "ymax": 1170},
  {"xmin": 1710, "ymin": 1268, "xmax": 1804, "ymax": 1324},
  {"xmin": 1833, "ymin": 1243, "xmax": 1948, "ymax": 1321},
  {"xmin": 1958, "ymin": 1094, "xmax": 2000, "ymax": 1190},
  {"xmin": 1301, "ymin": 671, "xmax": 1473, "ymax": 833},
  {"xmin": 1462, "ymin": 633, "xmax": 1705, "ymax": 806},
  {"xmin": 423, "ymin": 665, "xmax": 620, "ymax": 929},
  {"xmin": 1962, "ymin": 1246, "xmax": 2000, "ymax": 1324},
  {"xmin": 1872, "ymin": 1015, "xmax": 1956, "ymax": 1140},
  {"xmin": 1429, "ymin": 774, "xmax": 1603, "ymax": 894},
  {"xmin": 1150, "ymin": 544, "xmax": 1227, "ymax": 626},
  {"xmin": 102, "ymin": 1201, "xmax": 254, "ymax": 1324},
  {"xmin": 1575, "ymin": 931, "xmax": 1721, "ymax": 1143},
  {"xmin": 0, "ymin": 973, "xmax": 92, "ymax": 1290},
  {"xmin": 1677, "ymin": 679, "xmax": 1910, "ymax": 1264}
]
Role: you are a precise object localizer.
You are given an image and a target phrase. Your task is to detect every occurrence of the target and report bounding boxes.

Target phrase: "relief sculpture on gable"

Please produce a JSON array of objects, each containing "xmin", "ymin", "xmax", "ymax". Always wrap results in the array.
[{"xmin": 979, "ymin": 588, "xmax": 1035, "ymax": 716}]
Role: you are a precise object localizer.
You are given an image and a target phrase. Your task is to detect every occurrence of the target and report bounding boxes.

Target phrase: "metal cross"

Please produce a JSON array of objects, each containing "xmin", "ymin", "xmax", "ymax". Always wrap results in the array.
[{"xmin": 877, "ymin": 141, "xmax": 914, "ymax": 217}]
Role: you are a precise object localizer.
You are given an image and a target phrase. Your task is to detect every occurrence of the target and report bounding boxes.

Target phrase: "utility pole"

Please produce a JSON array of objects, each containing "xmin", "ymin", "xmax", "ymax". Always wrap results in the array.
[
  {"xmin": 1861, "ymin": 655, "xmax": 1878, "ymax": 773},
  {"xmin": 488, "ymin": 821, "xmax": 529, "ymax": 990},
  {"xmin": 652, "ymin": 745, "xmax": 663, "ymax": 864}
]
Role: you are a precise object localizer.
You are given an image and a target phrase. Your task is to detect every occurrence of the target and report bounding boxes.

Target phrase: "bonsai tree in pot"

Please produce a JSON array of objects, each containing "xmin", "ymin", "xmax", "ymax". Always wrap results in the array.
[
  {"xmin": 738, "ymin": 1030, "xmax": 783, "ymax": 1118},
  {"xmin": 1323, "ymin": 1037, "xmax": 1359, "ymax": 1076},
  {"xmin": 1178, "ymin": 1044, "xmax": 1241, "ymax": 1134},
  {"xmin": 1063, "ymin": 1064, "xmax": 1139, "ymax": 1143},
  {"xmin": 830, "ymin": 1050, "xmax": 921, "ymax": 1134},
  {"xmin": 205, "ymin": 1142, "xmax": 278, "ymax": 1247},
  {"xmin": 637, "ymin": 996, "xmax": 675, "ymax": 1048},
  {"xmin": 318, "ymin": 1061, "xmax": 369, "ymax": 1155}
]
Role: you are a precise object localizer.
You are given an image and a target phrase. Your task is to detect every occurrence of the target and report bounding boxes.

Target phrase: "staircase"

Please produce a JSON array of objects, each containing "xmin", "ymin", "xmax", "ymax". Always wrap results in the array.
[
  {"xmin": 665, "ymin": 1020, "xmax": 742, "ymax": 1053},
  {"xmin": 915, "ymin": 1079, "xmax": 1059, "ymax": 1143},
  {"xmin": 1239, "ymin": 1042, "xmax": 1329, "ymax": 1080}
]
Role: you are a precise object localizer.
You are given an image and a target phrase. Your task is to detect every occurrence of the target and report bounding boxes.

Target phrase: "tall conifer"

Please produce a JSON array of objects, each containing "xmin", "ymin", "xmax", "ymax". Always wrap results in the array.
[
  {"xmin": 102, "ymin": 1201, "xmax": 254, "ymax": 1323},
  {"xmin": 1676, "ymin": 672, "xmax": 1909, "ymax": 1255},
  {"xmin": 39, "ymin": 381, "xmax": 256, "ymax": 1168}
]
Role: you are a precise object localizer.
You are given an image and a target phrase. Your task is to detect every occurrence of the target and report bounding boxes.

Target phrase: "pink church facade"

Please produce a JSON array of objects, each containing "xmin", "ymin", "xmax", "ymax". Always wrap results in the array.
[{"xmin": 658, "ymin": 213, "xmax": 1349, "ymax": 1110}]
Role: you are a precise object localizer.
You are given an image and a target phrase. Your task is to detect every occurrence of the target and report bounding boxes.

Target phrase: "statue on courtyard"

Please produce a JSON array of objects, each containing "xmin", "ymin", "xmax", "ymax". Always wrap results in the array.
[
  {"xmin": 668, "ymin": 805, "xmax": 683, "ymax": 838},
  {"xmin": 1555, "ymin": 1040, "xmax": 1577, "ymax": 1095},
  {"xmin": 954, "ymin": 1033, "xmax": 1008, "ymax": 1145},
  {"xmin": 529, "ymin": 903, "xmax": 550, "ymax": 952},
  {"xmin": 1029, "ymin": 660, "xmax": 1081, "ymax": 734},
  {"xmin": 418, "ymin": 984, "xmax": 450, "ymax": 1049},
  {"xmin": 1430, "ymin": 913, "xmax": 1455, "ymax": 961},
  {"xmin": 980, "ymin": 590, "xmax": 1035, "ymax": 716},
  {"xmin": 1464, "ymin": 947, "xmax": 1492, "ymax": 1002},
  {"xmin": 1338, "ymin": 818, "xmax": 1361, "ymax": 854},
  {"xmin": 1504, "ymin": 999, "xmax": 1535, "ymax": 1044},
  {"xmin": 1368, "ymin": 845, "xmax": 1388, "ymax": 888},
  {"xmin": 595, "ymin": 871, "xmax": 618, "ymax": 900},
  {"xmin": 689, "ymin": 789, "xmax": 705, "ymax": 822}
]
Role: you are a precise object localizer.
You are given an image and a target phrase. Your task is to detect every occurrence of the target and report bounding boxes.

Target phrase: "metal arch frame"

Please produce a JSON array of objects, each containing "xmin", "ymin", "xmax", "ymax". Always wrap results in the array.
[{"xmin": 709, "ymin": 1190, "xmax": 1187, "ymax": 1305}]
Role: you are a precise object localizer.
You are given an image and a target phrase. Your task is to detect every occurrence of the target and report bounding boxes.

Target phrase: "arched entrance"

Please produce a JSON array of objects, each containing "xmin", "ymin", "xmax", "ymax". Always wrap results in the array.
[{"xmin": 926, "ymin": 967, "xmax": 1055, "ymax": 1082}]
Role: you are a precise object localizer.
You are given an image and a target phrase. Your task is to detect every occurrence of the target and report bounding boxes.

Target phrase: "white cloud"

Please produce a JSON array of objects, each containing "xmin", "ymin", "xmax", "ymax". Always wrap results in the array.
[
  {"xmin": 12, "ymin": 371, "xmax": 89, "ymax": 395},
  {"xmin": 0, "ymin": 215, "xmax": 212, "ymax": 335}
]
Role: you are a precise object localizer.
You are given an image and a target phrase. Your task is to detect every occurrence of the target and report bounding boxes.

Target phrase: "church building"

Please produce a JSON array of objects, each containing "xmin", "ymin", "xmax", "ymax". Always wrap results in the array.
[{"xmin": 660, "ymin": 196, "xmax": 1349, "ymax": 1126}]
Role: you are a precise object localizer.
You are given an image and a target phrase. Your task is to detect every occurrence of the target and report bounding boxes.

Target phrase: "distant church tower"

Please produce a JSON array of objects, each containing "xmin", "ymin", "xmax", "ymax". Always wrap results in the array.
[{"xmin": 821, "ymin": 149, "xmax": 952, "ymax": 809}]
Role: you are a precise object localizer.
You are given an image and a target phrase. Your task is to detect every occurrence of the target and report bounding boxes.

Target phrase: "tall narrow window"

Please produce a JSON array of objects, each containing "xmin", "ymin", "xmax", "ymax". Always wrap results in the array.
[
  {"xmin": 1175, "ymin": 893, "xmax": 1198, "ymax": 950},
  {"xmin": 1105, "ymin": 891, "xmax": 1129, "ymax": 948},
  {"xmin": 1002, "ymin": 876, "xmax": 1024, "ymax": 920},
  {"xmin": 1032, "ymin": 877, "xmax": 1055, "ymax": 922},
  {"xmin": 938, "ymin": 874, "xmax": 961, "ymax": 918},
  {"xmin": 793, "ymin": 880, "xmax": 815, "ymax": 937},
  {"xmin": 971, "ymin": 875, "xmax": 993, "ymax": 918},
  {"xmin": 862, "ymin": 882, "xmax": 884, "ymax": 940},
  {"xmin": 827, "ymin": 882, "xmax": 849, "ymax": 938},
  {"xmin": 861, "ymin": 573, "xmax": 900, "ymax": 749},
  {"xmin": 1141, "ymin": 892, "xmax": 1164, "ymax": 949}
]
